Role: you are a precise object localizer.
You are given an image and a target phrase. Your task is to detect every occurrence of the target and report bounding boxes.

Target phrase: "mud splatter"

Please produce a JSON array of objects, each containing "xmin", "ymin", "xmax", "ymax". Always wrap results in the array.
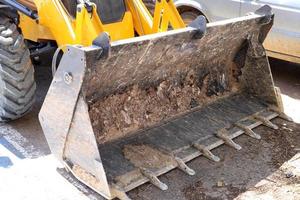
[
  {"xmin": 262, "ymin": 120, "xmax": 299, "ymax": 167},
  {"xmin": 89, "ymin": 70, "xmax": 238, "ymax": 144},
  {"xmin": 183, "ymin": 181, "xmax": 246, "ymax": 200},
  {"xmin": 123, "ymin": 144, "xmax": 175, "ymax": 170}
]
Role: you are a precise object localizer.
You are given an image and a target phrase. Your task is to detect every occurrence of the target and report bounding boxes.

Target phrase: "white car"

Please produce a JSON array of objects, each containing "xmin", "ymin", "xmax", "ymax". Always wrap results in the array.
[{"xmin": 174, "ymin": 0, "xmax": 300, "ymax": 64}]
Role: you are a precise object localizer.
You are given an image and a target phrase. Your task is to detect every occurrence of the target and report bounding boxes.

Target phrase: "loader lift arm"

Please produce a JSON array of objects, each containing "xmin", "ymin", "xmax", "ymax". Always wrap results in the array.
[{"xmin": 15, "ymin": 0, "xmax": 185, "ymax": 46}]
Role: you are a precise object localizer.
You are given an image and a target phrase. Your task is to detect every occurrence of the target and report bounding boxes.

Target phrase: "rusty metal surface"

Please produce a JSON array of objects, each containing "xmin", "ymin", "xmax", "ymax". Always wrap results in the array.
[
  {"xmin": 85, "ymin": 13, "xmax": 277, "ymax": 145},
  {"xmin": 39, "ymin": 8, "xmax": 282, "ymax": 200},
  {"xmin": 39, "ymin": 46, "xmax": 86, "ymax": 161},
  {"xmin": 83, "ymin": 17, "xmax": 260, "ymax": 101},
  {"xmin": 97, "ymin": 94, "xmax": 278, "ymax": 192}
]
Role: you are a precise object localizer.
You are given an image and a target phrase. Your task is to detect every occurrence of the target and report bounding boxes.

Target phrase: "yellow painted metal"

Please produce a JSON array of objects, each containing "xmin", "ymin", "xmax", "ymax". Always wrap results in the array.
[
  {"xmin": 20, "ymin": 0, "xmax": 134, "ymax": 46},
  {"xmin": 126, "ymin": 0, "xmax": 185, "ymax": 35},
  {"xmin": 102, "ymin": 12, "xmax": 135, "ymax": 42},
  {"xmin": 19, "ymin": 13, "xmax": 55, "ymax": 42},
  {"xmin": 152, "ymin": 0, "xmax": 185, "ymax": 32},
  {"xmin": 32, "ymin": 0, "xmax": 76, "ymax": 45},
  {"xmin": 74, "ymin": 4, "xmax": 134, "ymax": 44},
  {"xmin": 126, "ymin": 0, "xmax": 154, "ymax": 35},
  {"xmin": 19, "ymin": 0, "xmax": 185, "ymax": 47}
]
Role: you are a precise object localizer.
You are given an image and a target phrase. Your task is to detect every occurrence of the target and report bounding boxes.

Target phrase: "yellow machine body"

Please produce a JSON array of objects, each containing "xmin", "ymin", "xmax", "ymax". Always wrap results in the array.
[{"xmin": 18, "ymin": 0, "xmax": 185, "ymax": 46}]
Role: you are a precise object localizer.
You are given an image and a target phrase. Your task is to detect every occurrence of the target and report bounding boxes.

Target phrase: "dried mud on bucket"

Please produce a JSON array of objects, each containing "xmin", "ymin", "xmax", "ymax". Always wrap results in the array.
[
  {"xmin": 89, "ymin": 69, "xmax": 238, "ymax": 145},
  {"xmin": 123, "ymin": 144, "xmax": 176, "ymax": 170}
]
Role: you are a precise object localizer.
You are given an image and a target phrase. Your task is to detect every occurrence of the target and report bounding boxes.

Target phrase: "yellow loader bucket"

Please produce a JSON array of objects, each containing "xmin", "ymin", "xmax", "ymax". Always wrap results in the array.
[{"xmin": 39, "ymin": 6, "xmax": 290, "ymax": 200}]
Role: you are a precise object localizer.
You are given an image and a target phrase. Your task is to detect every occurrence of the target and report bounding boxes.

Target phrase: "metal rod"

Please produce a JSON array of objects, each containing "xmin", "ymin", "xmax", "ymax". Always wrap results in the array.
[{"xmin": 0, "ymin": 0, "xmax": 38, "ymax": 19}]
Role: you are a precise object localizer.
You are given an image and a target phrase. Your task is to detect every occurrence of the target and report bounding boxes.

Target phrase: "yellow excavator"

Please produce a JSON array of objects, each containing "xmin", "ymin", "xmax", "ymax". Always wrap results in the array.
[
  {"xmin": 0, "ymin": 0, "xmax": 185, "ymax": 121},
  {"xmin": 0, "ymin": 0, "xmax": 293, "ymax": 199}
]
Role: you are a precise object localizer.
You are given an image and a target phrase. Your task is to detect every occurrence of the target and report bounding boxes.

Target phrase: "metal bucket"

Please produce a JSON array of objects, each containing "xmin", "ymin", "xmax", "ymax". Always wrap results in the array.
[{"xmin": 39, "ymin": 6, "xmax": 290, "ymax": 199}]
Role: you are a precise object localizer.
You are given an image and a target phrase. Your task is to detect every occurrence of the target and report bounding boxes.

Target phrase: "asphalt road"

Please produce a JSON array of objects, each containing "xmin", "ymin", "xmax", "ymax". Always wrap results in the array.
[
  {"xmin": 0, "ymin": 58, "xmax": 299, "ymax": 200},
  {"xmin": 129, "ymin": 58, "xmax": 300, "ymax": 200}
]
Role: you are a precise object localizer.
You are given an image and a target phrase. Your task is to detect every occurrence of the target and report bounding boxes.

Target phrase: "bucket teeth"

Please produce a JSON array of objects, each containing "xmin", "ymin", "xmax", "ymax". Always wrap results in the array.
[
  {"xmin": 235, "ymin": 123, "xmax": 261, "ymax": 140},
  {"xmin": 140, "ymin": 168, "xmax": 168, "ymax": 191},
  {"xmin": 174, "ymin": 157, "xmax": 195, "ymax": 176},
  {"xmin": 254, "ymin": 114, "xmax": 279, "ymax": 130},
  {"xmin": 193, "ymin": 143, "xmax": 221, "ymax": 162},
  {"xmin": 277, "ymin": 113, "xmax": 293, "ymax": 122},
  {"xmin": 216, "ymin": 129, "xmax": 242, "ymax": 150},
  {"xmin": 269, "ymin": 108, "xmax": 293, "ymax": 122}
]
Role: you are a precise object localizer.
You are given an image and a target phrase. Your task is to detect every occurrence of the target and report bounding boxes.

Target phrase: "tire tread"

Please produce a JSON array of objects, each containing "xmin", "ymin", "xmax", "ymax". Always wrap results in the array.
[{"xmin": 0, "ymin": 15, "xmax": 36, "ymax": 122}]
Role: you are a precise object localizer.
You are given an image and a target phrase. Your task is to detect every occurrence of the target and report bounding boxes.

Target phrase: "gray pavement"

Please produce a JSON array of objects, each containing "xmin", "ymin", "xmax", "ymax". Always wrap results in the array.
[{"xmin": 0, "ymin": 59, "xmax": 299, "ymax": 200}]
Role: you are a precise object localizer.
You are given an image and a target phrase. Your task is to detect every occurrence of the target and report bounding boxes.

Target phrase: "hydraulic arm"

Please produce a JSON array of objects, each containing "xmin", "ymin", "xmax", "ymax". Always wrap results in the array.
[{"xmin": 14, "ymin": 0, "xmax": 185, "ymax": 46}]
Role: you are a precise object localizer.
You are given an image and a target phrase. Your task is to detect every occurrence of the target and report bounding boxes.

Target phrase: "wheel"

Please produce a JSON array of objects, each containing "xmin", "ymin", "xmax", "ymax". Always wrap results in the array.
[
  {"xmin": 0, "ymin": 15, "xmax": 36, "ymax": 122},
  {"xmin": 180, "ymin": 11, "xmax": 199, "ymax": 25}
]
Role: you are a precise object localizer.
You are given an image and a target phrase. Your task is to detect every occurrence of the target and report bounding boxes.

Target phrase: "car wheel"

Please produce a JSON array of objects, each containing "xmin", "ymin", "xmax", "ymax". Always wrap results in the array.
[{"xmin": 180, "ymin": 11, "xmax": 201, "ymax": 25}]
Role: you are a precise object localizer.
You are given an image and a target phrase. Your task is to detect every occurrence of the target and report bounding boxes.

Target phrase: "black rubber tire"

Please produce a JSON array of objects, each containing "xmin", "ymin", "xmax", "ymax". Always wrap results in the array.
[{"xmin": 0, "ymin": 15, "xmax": 36, "ymax": 122}]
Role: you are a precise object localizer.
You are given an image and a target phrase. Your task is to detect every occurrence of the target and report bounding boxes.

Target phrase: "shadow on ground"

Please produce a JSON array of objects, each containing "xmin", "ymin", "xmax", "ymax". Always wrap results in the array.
[
  {"xmin": 270, "ymin": 58, "xmax": 300, "ymax": 100},
  {"xmin": 3, "ymin": 65, "xmax": 52, "ymax": 157},
  {"xmin": 128, "ymin": 59, "xmax": 300, "ymax": 200},
  {"xmin": 129, "ymin": 118, "xmax": 300, "ymax": 200},
  {"xmin": 0, "ymin": 58, "xmax": 299, "ymax": 200}
]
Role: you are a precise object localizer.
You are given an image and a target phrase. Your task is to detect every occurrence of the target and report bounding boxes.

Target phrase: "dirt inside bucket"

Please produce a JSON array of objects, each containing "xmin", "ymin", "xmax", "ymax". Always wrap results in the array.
[
  {"xmin": 123, "ymin": 144, "xmax": 176, "ymax": 170},
  {"xmin": 89, "ymin": 69, "xmax": 239, "ymax": 144}
]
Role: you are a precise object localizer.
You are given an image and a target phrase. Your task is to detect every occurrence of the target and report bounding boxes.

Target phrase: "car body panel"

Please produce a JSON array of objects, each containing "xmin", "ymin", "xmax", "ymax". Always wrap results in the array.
[
  {"xmin": 174, "ymin": 0, "xmax": 300, "ymax": 63},
  {"xmin": 174, "ymin": 0, "xmax": 213, "ymax": 21},
  {"xmin": 241, "ymin": 0, "xmax": 300, "ymax": 63},
  {"xmin": 175, "ymin": 0, "xmax": 241, "ymax": 22}
]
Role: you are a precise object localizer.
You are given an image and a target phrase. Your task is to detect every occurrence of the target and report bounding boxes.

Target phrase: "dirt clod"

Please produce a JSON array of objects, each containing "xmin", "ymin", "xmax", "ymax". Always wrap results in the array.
[
  {"xmin": 89, "ymin": 70, "xmax": 236, "ymax": 144},
  {"xmin": 216, "ymin": 180, "xmax": 225, "ymax": 187},
  {"xmin": 123, "ymin": 144, "xmax": 176, "ymax": 170},
  {"xmin": 72, "ymin": 165, "xmax": 102, "ymax": 192},
  {"xmin": 262, "ymin": 120, "xmax": 299, "ymax": 167}
]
